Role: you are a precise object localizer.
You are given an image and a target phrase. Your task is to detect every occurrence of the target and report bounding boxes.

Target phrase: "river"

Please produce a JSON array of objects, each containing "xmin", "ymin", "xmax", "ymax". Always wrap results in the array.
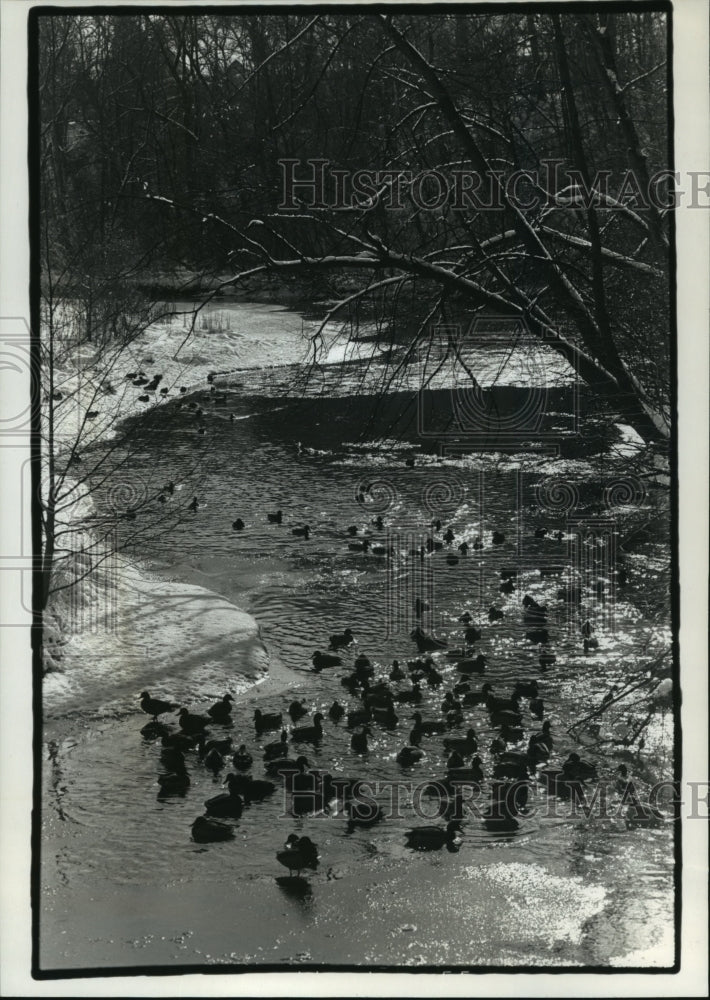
[{"xmin": 40, "ymin": 299, "xmax": 675, "ymax": 971}]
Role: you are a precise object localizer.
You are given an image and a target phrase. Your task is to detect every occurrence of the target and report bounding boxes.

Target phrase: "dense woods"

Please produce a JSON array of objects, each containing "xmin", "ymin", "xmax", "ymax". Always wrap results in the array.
[{"xmin": 39, "ymin": 10, "xmax": 671, "ymax": 442}]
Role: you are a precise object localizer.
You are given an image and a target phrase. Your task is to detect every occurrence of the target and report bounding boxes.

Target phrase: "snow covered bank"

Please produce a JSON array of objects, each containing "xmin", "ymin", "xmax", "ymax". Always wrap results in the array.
[
  {"xmin": 43, "ymin": 552, "xmax": 269, "ymax": 721},
  {"xmin": 42, "ymin": 302, "xmax": 308, "ymax": 701}
]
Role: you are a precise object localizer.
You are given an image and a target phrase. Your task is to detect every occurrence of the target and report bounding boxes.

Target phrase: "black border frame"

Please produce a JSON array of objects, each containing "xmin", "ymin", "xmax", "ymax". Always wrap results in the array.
[{"xmin": 27, "ymin": 0, "xmax": 680, "ymax": 980}]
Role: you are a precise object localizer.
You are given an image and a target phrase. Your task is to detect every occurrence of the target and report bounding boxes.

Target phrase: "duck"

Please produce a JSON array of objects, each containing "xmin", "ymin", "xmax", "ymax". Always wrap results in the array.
[
  {"xmin": 443, "ymin": 729, "xmax": 478, "ymax": 755},
  {"xmin": 369, "ymin": 703, "xmax": 399, "ymax": 728},
  {"xmin": 160, "ymin": 747, "xmax": 187, "ymax": 772},
  {"xmin": 161, "ymin": 732, "xmax": 196, "ymax": 752},
  {"xmin": 441, "ymin": 692, "xmax": 462, "ymax": 714},
  {"xmin": 528, "ymin": 721, "xmax": 553, "ymax": 761},
  {"xmin": 140, "ymin": 690, "xmax": 179, "ymax": 721},
  {"xmin": 410, "ymin": 711, "xmax": 447, "ymax": 736},
  {"xmin": 404, "ymin": 819, "xmax": 463, "ymax": 851},
  {"xmin": 328, "ymin": 701, "xmax": 345, "ymax": 722},
  {"xmin": 359, "ymin": 696, "xmax": 386, "ymax": 729},
  {"xmin": 191, "ymin": 816, "xmax": 235, "ymax": 843},
  {"xmin": 291, "ymin": 713, "xmax": 325, "ymax": 744},
  {"xmin": 254, "ymin": 708, "xmax": 283, "ymax": 733},
  {"xmin": 410, "ymin": 627, "xmax": 447, "ymax": 652},
  {"xmin": 394, "ymin": 682, "xmax": 423, "ymax": 704},
  {"xmin": 276, "ymin": 834, "xmax": 319, "ymax": 875},
  {"xmin": 462, "ymin": 682, "xmax": 493, "ymax": 707},
  {"xmin": 500, "ymin": 578, "xmax": 515, "ymax": 594},
  {"xmin": 178, "ymin": 707, "xmax": 211, "ymax": 734},
  {"xmin": 372, "ymin": 515, "xmax": 384, "ymax": 530},
  {"xmin": 485, "ymin": 690, "xmax": 522, "ymax": 715},
  {"xmin": 312, "ymin": 650, "xmax": 342, "ymax": 670},
  {"xmin": 396, "ymin": 744, "xmax": 424, "ymax": 766},
  {"xmin": 201, "ymin": 746, "xmax": 225, "ymax": 773},
  {"xmin": 447, "ymin": 755, "xmax": 484, "ymax": 785},
  {"xmin": 157, "ymin": 764, "xmax": 191, "ymax": 795},
  {"xmin": 232, "ymin": 518, "xmax": 245, "ymax": 530},
  {"xmin": 446, "ymin": 750, "xmax": 466, "ymax": 770},
  {"xmin": 227, "ymin": 772, "xmax": 276, "ymax": 804},
  {"xmin": 489, "ymin": 708, "xmax": 523, "ymax": 731},
  {"xmin": 443, "ymin": 527, "xmax": 455, "ymax": 544},
  {"xmin": 534, "ymin": 527, "xmax": 548, "ymax": 538},
  {"xmin": 523, "ymin": 594, "xmax": 548, "ymax": 624},
  {"xmin": 405, "ymin": 457, "xmax": 416, "ymax": 467},
  {"xmin": 458, "ymin": 611, "xmax": 473, "ymax": 625},
  {"xmin": 464, "ymin": 623, "xmax": 483, "ymax": 643},
  {"xmin": 488, "ymin": 606, "xmax": 504, "ymax": 622},
  {"xmin": 371, "ymin": 543, "xmax": 393, "ymax": 557},
  {"xmin": 472, "ymin": 536, "xmax": 484, "ymax": 549},
  {"xmin": 266, "ymin": 754, "xmax": 310, "ymax": 778},
  {"xmin": 288, "ymin": 700, "xmax": 309, "ymax": 723},
  {"xmin": 207, "ymin": 693, "xmax": 234, "ymax": 722},
  {"xmin": 267, "ymin": 510, "xmax": 283, "ymax": 524},
  {"xmin": 232, "ymin": 745, "xmax": 254, "ymax": 770},
  {"xmin": 390, "ymin": 660, "xmax": 406, "ymax": 681},
  {"xmin": 348, "ymin": 538, "xmax": 370, "ymax": 552},
  {"xmin": 458, "ymin": 542, "xmax": 469, "ymax": 555},
  {"xmin": 455, "ymin": 655, "xmax": 487, "ymax": 676},
  {"xmin": 263, "ymin": 731, "xmax": 289, "ymax": 760},
  {"xmin": 529, "ymin": 697, "xmax": 545, "ymax": 720},
  {"xmin": 562, "ymin": 752, "xmax": 598, "ymax": 782},
  {"xmin": 491, "ymin": 531, "xmax": 505, "ymax": 544},
  {"xmin": 538, "ymin": 649, "xmax": 557, "ymax": 671},
  {"xmin": 446, "ymin": 645, "xmax": 475, "ymax": 660},
  {"xmin": 526, "ymin": 627, "xmax": 550, "ymax": 645},
  {"xmin": 346, "ymin": 525, "xmax": 359, "ymax": 536},
  {"xmin": 292, "ymin": 525, "xmax": 310, "ymax": 539},
  {"xmin": 513, "ymin": 679, "xmax": 539, "ymax": 699},
  {"xmin": 344, "ymin": 797, "xmax": 385, "ymax": 829},
  {"xmin": 188, "ymin": 496, "xmax": 200, "ymax": 512},
  {"xmin": 350, "ymin": 726, "xmax": 370, "ymax": 754},
  {"xmin": 482, "ymin": 780, "xmax": 529, "ymax": 831},
  {"xmin": 329, "ymin": 628, "xmax": 355, "ymax": 650},
  {"xmin": 425, "ymin": 665, "xmax": 444, "ymax": 688},
  {"xmin": 204, "ymin": 781, "xmax": 244, "ymax": 819},
  {"xmin": 492, "ymin": 751, "xmax": 531, "ymax": 782}
]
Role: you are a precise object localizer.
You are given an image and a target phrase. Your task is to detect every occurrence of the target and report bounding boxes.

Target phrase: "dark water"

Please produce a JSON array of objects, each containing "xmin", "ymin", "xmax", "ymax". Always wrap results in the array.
[{"xmin": 41, "ymin": 303, "xmax": 675, "ymax": 969}]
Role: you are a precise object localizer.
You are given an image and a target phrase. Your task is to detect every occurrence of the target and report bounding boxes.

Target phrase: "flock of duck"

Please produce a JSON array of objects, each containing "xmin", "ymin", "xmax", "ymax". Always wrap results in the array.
[{"xmin": 137, "ymin": 523, "xmax": 657, "ymax": 881}]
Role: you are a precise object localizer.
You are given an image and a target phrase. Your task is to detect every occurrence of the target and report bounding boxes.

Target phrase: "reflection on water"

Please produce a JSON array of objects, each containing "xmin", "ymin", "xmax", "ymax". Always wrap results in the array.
[{"xmin": 42, "ymin": 301, "xmax": 674, "ymax": 968}]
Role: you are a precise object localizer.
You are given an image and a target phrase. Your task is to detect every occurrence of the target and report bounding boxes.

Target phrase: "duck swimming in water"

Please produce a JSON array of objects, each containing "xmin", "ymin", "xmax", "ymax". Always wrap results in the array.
[
  {"xmin": 291, "ymin": 713, "xmax": 325, "ymax": 744},
  {"xmin": 276, "ymin": 834, "xmax": 319, "ymax": 876},
  {"xmin": 254, "ymin": 708, "xmax": 283, "ymax": 733},
  {"xmin": 312, "ymin": 650, "xmax": 342, "ymax": 670},
  {"xmin": 405, "ymin": 819, "xmax": 463, "ymax": 851},
  {"xmin": 191, "ymin": 815, "xmax": 235, "ymax": 843},
  {"xmin": 267, "ymin": 510, "xmax": 283, "ymax": 524},
  {"xmin": 288, "ymin": 700, "xmax": 309, "ymax": 722},
  {"xmin": 410, "ymin": 627, "xmax": 447, "ymax": 652},
  {"xmin": 329, "ymin": 628, "xmax": 355, "ymax": 650},
  {"xmin": 262, "ymin": 730, "xmax": 289, "ymax": 760},
  {"xmin": 232, "ymin": 745, "xmax": 253, "ymax": 771},
  {"xmin": 396, "ymin": 744, "xmax": 424, "ymax": 766},
  {"xmin": 350, "ymin": 726, "xmax": 370, "ymax": 754},
  {"xmin": 232, "ymin": 518, "xmax": 245, "ymax": 530},
  {"xmin": 207, "ymin": 693, "xmax": 234, "ymax": 722},
  {"xmin": 292, "ymin": 525, "xmax": 310, "ymax": 539},
  {"xmin": 328, "ymin": 700, "xmax": 345, "ymax": 722},
  {"xmin": 177, "ymin": 707, "xmax": 210, "ymax": 734},
  {"xmin": 204, "ymin": 777, "xmax": 244, "ymax": 818}
]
